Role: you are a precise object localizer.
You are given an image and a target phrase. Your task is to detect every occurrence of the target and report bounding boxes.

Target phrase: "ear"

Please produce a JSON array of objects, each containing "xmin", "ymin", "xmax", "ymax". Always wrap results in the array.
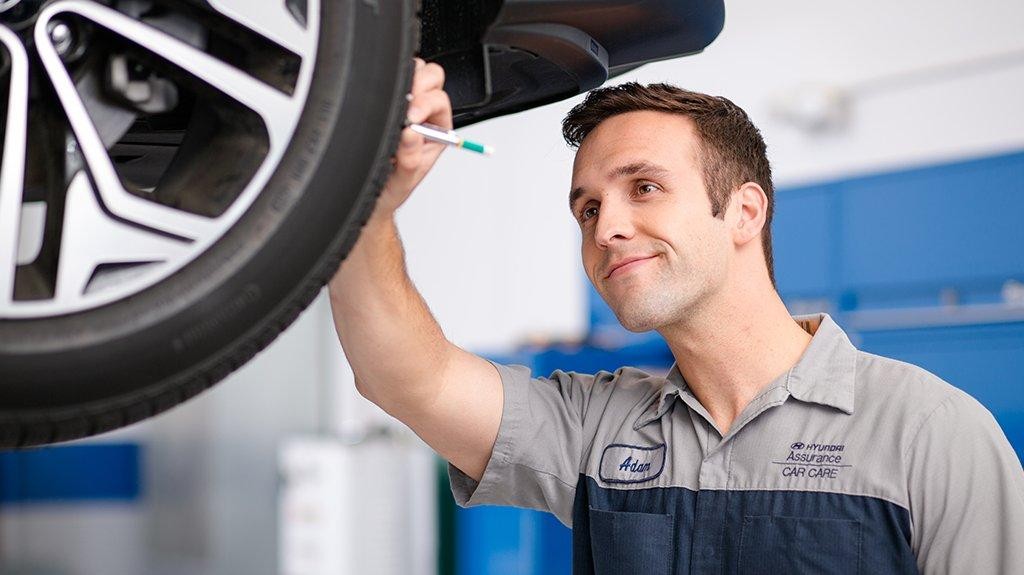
[{"xmin": 729, "ymin": 182, "xmax": 768, "ymax": 247}]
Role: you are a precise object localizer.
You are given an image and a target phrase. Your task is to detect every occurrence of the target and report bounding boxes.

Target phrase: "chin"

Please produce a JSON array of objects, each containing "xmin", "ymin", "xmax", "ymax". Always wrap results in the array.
[
  {"xmin": 609, "ymin": 290, "xmax": 693, "ymax": 333},
  {"xmin": 619, "ymin": 320, "xmax": 658, "ymax": 333},
  {"xmin": 612, "ymin": 305, "xmax": 666, "ymax": 333}
]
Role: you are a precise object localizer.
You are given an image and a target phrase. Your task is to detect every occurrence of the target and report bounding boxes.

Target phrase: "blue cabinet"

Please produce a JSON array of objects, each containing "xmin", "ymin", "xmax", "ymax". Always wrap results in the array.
[{"xmin": 773, "ymin": 151, "xmax": 1024, "ymax": 309}]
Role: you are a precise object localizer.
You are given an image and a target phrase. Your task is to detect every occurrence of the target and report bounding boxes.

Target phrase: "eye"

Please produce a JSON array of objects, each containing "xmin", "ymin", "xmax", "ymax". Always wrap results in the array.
[
  {"xmin": 581, "ymin": 205, "xmax": 599, "ymax": 222},
  {"xmin": 636, "ymin": 182, "xmax": 659, "ymax": 195}
]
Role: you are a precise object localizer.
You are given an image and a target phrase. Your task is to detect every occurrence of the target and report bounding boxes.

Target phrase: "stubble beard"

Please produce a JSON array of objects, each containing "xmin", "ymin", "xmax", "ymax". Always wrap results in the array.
[{"xmin": 601, "ymin": 264, "xmax": 698, "ymax": 333}]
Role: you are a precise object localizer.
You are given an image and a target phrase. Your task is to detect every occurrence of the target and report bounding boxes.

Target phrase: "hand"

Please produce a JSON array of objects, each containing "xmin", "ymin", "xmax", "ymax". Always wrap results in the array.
[{"xmin": 373, "ymin": 58, "xmax": 453, "ymax": 219}]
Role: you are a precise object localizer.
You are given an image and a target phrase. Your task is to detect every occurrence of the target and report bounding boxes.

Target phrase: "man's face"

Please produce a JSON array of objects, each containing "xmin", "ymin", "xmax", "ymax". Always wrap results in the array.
[{"xmin": 569, "ymin": 111, "xmax": 732, "ymax": 332}]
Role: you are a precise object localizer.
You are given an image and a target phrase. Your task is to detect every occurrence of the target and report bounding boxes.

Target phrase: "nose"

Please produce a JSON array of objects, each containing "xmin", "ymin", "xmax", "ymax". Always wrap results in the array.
[{"xmin": 594, "ymin": 198, "xmax": 635, "ymax": 249}]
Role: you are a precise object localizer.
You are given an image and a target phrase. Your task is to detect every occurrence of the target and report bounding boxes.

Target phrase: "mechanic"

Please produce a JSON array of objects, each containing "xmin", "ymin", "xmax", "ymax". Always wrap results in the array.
[{"xmin": 328, "ymin": 58, "xmax": 1024, "ymax": 574}]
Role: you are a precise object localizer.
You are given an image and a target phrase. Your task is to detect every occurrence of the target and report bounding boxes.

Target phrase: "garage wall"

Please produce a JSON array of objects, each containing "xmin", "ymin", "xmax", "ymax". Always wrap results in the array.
[{"xmin": 4, "ymin": 1, "xmax": 1021, "ymax": 574}]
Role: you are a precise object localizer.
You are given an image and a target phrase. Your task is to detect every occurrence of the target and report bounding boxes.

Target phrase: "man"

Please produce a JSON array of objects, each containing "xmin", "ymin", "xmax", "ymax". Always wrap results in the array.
[{"xmin": 328, "ymin": 59, "xmax": 1024, "ymax": 574}]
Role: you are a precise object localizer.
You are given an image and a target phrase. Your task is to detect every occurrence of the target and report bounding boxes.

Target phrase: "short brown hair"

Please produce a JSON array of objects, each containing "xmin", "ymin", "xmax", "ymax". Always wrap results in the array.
[{"xmin": 562, "ymin": 83, "xmax": 776, "ymax": 288}]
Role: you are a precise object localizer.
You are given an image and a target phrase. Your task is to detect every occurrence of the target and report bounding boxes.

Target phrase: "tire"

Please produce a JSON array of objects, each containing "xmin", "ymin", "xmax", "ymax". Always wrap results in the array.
[{"xmin": 0, "ymin": 0, "xmax": 419, "ymax": 447}]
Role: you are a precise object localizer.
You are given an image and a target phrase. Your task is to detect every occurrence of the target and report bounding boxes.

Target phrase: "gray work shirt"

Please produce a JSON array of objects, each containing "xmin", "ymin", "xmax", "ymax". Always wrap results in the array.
[{"xmin": 449, "ymin": 313, "xmax": 1024, "ymax": 574}]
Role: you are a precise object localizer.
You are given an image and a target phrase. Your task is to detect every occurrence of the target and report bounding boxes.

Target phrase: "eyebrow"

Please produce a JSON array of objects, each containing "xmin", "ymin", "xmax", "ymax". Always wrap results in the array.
[{"xmin": 569, "ymin": 161, "xmax": 673, "ymax": 212}]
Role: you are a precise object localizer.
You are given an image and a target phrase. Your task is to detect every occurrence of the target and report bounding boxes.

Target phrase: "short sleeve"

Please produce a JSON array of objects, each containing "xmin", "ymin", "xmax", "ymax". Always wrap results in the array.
[
  {"xmin": 447, "ymin": 361, "xmax": 609, "ymax": 527},
  {"xmin": 906, "ymin": 389, "xmax": 1024, "ymax": 574}
]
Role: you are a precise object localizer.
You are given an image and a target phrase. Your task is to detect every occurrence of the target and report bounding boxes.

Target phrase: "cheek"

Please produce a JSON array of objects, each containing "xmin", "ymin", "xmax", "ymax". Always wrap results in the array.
[
  {"xmin": 581, "ymin": 245, "xmax": 598, "ymax": 279},
  {"xmin": 663, "ymin": 217, "xmax": 724, "ymax": 263},
  {"xmin": 696, "ymin": 222, "xmax": 733, "ymax": 267},
  {"xmin": 655, "ymin": 214, "xmax": 698, "ymax": 250}
]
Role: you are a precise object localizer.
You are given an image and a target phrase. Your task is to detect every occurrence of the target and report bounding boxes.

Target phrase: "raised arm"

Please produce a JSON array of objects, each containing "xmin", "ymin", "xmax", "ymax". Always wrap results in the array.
[{"xmin": 327, "ymin": 59, "xmax": 502, "ymax": 481}]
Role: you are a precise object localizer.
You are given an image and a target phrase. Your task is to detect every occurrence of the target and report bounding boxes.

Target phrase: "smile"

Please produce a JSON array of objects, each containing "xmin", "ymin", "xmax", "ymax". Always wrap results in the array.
[{"xmin": 606, "ymin": 255, "xmax": 657, "ymax": 279}]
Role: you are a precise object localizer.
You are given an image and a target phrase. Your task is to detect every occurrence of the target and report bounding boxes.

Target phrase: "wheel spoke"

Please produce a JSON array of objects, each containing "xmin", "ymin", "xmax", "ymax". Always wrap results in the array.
[
  {"xmin": 34, "ymin": 3, "xmax": 225, "ymax": 241},
  {"xmin": 207, "ymin": 0, "xmax": 314, "ymax": 56},
  {"xmin": 35, "ymin": 0, "xmax": 303, "ymax": 243},
  {"xmin": 55, "ymin": 171, "xmax": 189, "ymax": 303},
  {"xmin": 40, "ymin": 1, "xmax": 297, "ymax": 146},
  {"xmin": 3, "ymin": 0, "xmax": 319, "ymax": 318},
  {"xmin": 0, "ymin": 26, "xmax": 29, "ymax": 306}
]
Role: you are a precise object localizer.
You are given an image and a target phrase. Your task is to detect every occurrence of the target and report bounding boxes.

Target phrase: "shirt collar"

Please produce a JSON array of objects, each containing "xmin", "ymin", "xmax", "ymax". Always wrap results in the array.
[
  {"xmin": 634, "ymin": 312, "xmax": 857, "ymax": 430},
  {"xmin": 785, "ymin": 313, "xmax": 857, "ymax": 414}
]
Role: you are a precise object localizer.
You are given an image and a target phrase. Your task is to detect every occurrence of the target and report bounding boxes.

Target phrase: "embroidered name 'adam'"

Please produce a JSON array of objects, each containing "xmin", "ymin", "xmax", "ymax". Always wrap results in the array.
[
  {"xmin": 599, "ymin": 443, "xmax": 666, "ymax": 484},
  {"xmin": 618, "ymin": 456, "xmax": 652, "ymax": 474}
]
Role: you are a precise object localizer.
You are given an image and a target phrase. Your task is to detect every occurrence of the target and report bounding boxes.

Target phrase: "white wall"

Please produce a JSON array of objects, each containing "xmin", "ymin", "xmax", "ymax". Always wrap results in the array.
[{"xmin": 8, "ymin": 1, "xmax": 1021, "ymax": 574}]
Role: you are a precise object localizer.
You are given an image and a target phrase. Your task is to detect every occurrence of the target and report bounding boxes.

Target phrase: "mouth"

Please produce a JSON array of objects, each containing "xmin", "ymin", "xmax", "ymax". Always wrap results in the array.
[{"xmin": 605, "ymin": 255, "xmax": 657, "ymax": 279}]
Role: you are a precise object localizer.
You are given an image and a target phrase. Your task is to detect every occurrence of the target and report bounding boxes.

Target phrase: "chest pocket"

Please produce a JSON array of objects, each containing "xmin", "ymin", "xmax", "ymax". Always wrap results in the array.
[
  {"xmin": 588, "ymin": 508, "xmax": 674, "ymax": 575},
  {"xmin": 738, "ymin": 515, "xmax": 861, "ymax": 575}
]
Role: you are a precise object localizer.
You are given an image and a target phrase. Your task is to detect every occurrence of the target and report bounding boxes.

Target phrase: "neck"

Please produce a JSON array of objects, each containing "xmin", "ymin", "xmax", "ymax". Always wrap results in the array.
[{"xmin": 658, "ymin": 273, "xmax": 812, "ymax": 436}]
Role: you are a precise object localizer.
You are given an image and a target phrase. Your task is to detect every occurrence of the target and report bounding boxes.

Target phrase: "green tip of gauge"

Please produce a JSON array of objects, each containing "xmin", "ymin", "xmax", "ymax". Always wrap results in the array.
[{"xmin": 461, "ymin": 140, "xmax": 494, "ymax": 156}]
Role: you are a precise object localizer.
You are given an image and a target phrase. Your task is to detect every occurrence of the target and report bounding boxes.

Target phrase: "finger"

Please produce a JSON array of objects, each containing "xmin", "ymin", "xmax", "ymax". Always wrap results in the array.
[
  {"xmin": 394, "ymin": 147, "xmax": 422, "ymax": 176},
  {"xmin": 411, "ymin": 62, "xmax": 445, "ymax": 95},
  {"xmin": 394, "ymin": 127, "xmax": 424, "ymax": 171},
  {"xmin": 407, "ymin": 89, "xmax": 453, "ymax": 128},
  {"xmin": 395, "ymin": 147, "xmax": 421, "ymax": 172},
  {"xmin": 398, "ymin": 124, "xmax": 423, "ymax": 147}
]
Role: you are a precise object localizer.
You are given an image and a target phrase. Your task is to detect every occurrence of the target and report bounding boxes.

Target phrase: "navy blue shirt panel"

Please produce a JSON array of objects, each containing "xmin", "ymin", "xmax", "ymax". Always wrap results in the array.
[{"xmin": 572, "ymin": 475, "xmax": 917, "ymax": 575}]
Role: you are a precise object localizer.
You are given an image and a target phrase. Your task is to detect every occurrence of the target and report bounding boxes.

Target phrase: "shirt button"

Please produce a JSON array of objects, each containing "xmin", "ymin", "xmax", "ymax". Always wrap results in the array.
[{"xmin": 703, "ymin": 545, "xmax": 716, "ymax": 557}]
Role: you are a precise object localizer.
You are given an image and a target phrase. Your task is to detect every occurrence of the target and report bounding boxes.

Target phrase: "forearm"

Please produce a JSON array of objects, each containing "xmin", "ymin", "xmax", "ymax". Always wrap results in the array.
[
  {"xmin": 324, "ymin": 60, "xmax": 504, "ymax": 480},
  {"xmin": 327, "ymin": 212, "xmax": 453, "ymax": 414}
]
